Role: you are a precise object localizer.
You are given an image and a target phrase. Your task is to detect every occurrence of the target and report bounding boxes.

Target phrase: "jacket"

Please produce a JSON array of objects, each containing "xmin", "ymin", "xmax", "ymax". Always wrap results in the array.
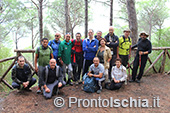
[
  {"xmin": 111, "ymin": 65, "xmax": 127, "ymax": 82},
  {"xmin": 11, "ymin": 64, "xmax": 32, "ymax": 84},
  {"xmin": 42, "ymin": 65, "xmax": 63, "ymax": 85},
  {"xmin": 48, "ymin": 39, "xmax": 61, "ymax": 60},
  {"xmin": 58, "ymin": 40, "xmax": 72, "ymax": 64},
  {"xmin": 104, "ymin": 33, "xmax": 119, "ymax": 55},
  {"xmin": 96, "ymin": 46, "xmax": 112, "ymax": 69},
  {"xmin": 83, "ymin": 37, "xmax": 99, "ymax": 60},
  {"xmin": 132, "ymin": 38, "xmax": 152, "ymax": 56}
]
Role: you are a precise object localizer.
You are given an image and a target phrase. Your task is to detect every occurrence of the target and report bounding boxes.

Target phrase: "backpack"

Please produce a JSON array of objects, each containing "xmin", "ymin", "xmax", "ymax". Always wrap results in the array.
[
  {"xmin": 72, "ymin": 39, "xmax": 83, "ymax": 47},
  {"xmin": 83, "ymin": 73, "xmax": 97, "ymax": 93},
  {"xmin": 44, "ymin": 65, "xmax": 59, "ymax": 83},
  {"xmin": 119, "ymin": 36, "xmax": 131, "ymax": 51}
]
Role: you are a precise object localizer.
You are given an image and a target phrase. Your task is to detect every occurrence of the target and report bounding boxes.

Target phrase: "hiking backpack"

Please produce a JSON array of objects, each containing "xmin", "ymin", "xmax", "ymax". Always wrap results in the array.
[{"xmin": 83, "ymin": 73, "xmax": 97, "ymax": 93}]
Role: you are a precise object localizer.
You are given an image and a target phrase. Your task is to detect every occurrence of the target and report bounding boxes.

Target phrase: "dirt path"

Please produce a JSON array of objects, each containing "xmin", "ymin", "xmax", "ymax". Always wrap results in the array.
[{"xmin": 0, "ymin": 74, "xmax": 170, "ymax": 113}]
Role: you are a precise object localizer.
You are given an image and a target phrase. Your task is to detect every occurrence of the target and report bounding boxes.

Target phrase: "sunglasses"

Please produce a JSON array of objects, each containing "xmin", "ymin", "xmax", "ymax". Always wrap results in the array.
[{"xmin": 55, "ymin": 35, "xmax": 60, "ymax": 37}]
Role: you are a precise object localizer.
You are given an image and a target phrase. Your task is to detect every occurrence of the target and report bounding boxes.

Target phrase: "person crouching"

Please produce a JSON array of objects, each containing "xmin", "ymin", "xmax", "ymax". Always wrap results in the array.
[
  {"xmin": 107, "ymin": 58, "xmax": 127, "ymax": 90},
  {"xmin": 42, "ymin": 59, "xmax": 65, "ymax": 99}
]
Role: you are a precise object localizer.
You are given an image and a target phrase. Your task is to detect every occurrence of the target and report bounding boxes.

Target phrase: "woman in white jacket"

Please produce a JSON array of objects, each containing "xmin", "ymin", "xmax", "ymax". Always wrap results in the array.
[{"xmin": 108, "ymin": 58, "xmax": 127, "ymax": 90}]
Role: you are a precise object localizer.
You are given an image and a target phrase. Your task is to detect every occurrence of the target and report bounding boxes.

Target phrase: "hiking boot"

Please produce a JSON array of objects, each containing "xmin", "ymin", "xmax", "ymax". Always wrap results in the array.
[
  {"xmin": 105, "ymin": 84, "xmax": 110, "ymax": 90},
  {"xmin": 97, "ymin": 90, "xmax": 101, "ymax": 94},
  {"xmin": 67, "ymin": 79, "xmax": 73, "ymax": 86},
  {"xmin": 129, "ymin": 79, "xmax": 135, "ymax": 83},
  {"xmin": 36, "ymin": 87, "xmax": 42, "ymax": 94},
  {"xmin": 81, "ymin": 85, "xmax": 84, "ymax": 90},
  {"xmin": 75, "ymin": 81, "xmax": 79, "ymax": 85},
  {"xmin": 78, "ymin": 80, "xmax": 82, "ymax": 84},
  {"xmin": 136, "ymin": 79, "xmax": 140, "ymax": 83},
  {"xmin": 24, "ymin": 88, "xmax": 32, "ymax": 92}
]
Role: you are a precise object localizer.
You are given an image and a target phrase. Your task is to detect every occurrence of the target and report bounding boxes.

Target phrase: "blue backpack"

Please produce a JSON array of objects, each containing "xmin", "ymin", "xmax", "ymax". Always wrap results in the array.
[{"xmin": 83, "ymin": 73, "xmax": 97, "ymax": 93}]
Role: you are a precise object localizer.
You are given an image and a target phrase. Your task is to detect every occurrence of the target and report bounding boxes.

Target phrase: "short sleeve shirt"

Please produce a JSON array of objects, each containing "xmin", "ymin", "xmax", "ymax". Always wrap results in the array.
[{"xmin": 89, "ymin": 63, "xmax": 104, "ymax": 77}]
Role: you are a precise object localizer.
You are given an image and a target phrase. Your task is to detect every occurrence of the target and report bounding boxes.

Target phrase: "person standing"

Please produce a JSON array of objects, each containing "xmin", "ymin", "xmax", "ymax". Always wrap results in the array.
[
  {"xmin": 82, "ymin": 29, "xmax": 99, "ymax": 77},
  {"xmin": 96, "ymin": 38, "xmax": 112, "ymax": 88},
  {"xmin": 58, "ymin": 33, "xmax": 73, "ymax": 86},
  {"xmin": 35, "ymin": 38, "xmax": 53, "ymax": 94},
  {"xmin": 130, "ymin": 31, "xmax": 152, "ymax": 83},
  {"xmin": 71, "ymin": 32, "xmax": 84, "ymax": 85},
  {"xmin": 104, "ymin": 26, "xmax": 119, "ymax": 81},
  {"xmin": 48, "ymin": 33, "xmax": 61, "ymax": 66},
  {"xmin": 118, "ymin": 28, "xmax": 132, "ymax": 67},
  {"xmin": 95, "ymin": 30, "xmax": 102, "ymax": 41}
]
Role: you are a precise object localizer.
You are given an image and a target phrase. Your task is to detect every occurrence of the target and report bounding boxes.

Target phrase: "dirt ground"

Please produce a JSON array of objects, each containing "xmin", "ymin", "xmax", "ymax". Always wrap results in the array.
[{"xmin": 0, "ymin": 74, "xmax": 170, "ymax": 113}]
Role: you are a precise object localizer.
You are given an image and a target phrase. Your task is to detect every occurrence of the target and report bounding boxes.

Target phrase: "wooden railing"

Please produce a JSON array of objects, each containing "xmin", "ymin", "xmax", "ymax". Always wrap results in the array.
[
  {"xmin": 0, "ymin": 47, "xmax": 170, "ymax": 89},
  {"xmin": 128, "ymin": 47, "xmax": 170, "ymax": 75},
  {"xmin": 0, "ymin": 49, "xmax": 35, "ymax": 89}
]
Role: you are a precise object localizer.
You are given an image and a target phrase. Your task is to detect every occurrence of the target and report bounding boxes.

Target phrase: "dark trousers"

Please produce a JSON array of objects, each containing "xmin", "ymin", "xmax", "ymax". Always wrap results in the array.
[
  {"xmin": 82, "ymin": 59, "xmax": 93, "ymax": 77},
  {"xmin": 119, "ymin": 55, "xmax": 129, "ymax": 67},
  {"xmin": 12, "ymin": 78, "xmax": 36, "ymax": 89},
  {"xmin": 38, "ymin": 66, "xmax": 45, "ymax": 88},
  {"xmin": 132, "ymin": 54, "xmax": 148, "ymax": 81},
  {"xmin": 72, "ymin": 53, "xmax": 83, "ymax": 81},
  {"xmin": 110, "ymin": 80, "xmax": 124, "ymax": 90},
  {"xmin": 109, "ymin": 55, "xmax": 117, "ymax": 80}
]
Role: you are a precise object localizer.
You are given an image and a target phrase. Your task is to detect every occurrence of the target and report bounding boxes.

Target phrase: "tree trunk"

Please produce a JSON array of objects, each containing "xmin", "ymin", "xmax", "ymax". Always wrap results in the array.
[
  {"xmin": 31, "ymin": 21, "xmax": 34, "ymax": 66},
  {"xmin": 39, "ymin": 0, "xmax": 43, "ymax": 44},
  {"xmin": 65, "ymin": 0, "xmax": 70, "ymax": 33},
  {"xmin": 126, "ymin": 0, "xmax": 138, "ymax": 45},
  {"xmin": 15, "ymin": 32, "xmax": 18, "ymax": 49},
  {"xmin": 85, "ymin": 0, "xmax": 88, "ymax": 38},
  {"xmin": 110, "ymin": 0, "xmax": 113, "ymax": 26}
]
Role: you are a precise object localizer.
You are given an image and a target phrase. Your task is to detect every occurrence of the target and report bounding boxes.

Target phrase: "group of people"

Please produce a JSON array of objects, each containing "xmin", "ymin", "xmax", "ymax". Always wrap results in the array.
[{"xmin": 11, "ymin": 26, "xmax": 152, "ymax": 99}]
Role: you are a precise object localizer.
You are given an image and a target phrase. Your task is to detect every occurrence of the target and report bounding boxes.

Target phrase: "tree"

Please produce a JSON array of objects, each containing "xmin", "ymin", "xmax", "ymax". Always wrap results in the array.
[
  {"xmin": 126, "ymin": 0, "xmax": 138, "ymax": 45},
  {"xmin": 110, "ymin": 0, "xmax": 113, "ymax": 26},
  {"xmin": 47, "ymin": 0, "xmax": 85, "ymax": 39},
  {"xmin": 31, "ymin": 0, "xmax": 45, "ymax": 44},
  {"xmin": 137, "ymin": 0, "xmax": 169, "ymax": 41},
  {"xmin": 85, "ymin": 0, "xmax": 88, "ymax": 38}
]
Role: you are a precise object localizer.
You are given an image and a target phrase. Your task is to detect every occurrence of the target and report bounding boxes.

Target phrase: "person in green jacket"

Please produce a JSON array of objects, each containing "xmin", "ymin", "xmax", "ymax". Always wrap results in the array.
[{"xmin": 58, "ymin": 33, "xmax": 73, "ymax": 86}]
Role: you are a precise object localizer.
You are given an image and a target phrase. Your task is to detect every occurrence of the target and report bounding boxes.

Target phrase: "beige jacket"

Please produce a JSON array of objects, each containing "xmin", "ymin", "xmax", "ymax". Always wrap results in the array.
[{"xmin": 96, "ymin": 46, "xmax": 112, "ymax": 69}]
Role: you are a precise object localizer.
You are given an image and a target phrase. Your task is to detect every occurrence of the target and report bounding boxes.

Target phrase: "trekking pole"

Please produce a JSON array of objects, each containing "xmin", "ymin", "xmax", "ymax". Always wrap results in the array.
[
  {"xmin": 125, "ymin": 62, "xmax": 130, "ymax": 85},
  {"xmin": 139, "ymin": 55, "xmax": 141, "ymax": 68}
]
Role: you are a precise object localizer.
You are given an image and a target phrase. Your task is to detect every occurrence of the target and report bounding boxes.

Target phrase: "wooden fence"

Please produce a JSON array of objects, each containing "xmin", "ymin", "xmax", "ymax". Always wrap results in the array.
[{"xmin": 0, "ymin": 47, "xmax": 170, "ymax": 89}]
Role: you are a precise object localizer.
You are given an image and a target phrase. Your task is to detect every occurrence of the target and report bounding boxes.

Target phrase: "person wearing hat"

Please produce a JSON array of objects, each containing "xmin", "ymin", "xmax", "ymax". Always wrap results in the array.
[
  {"xmin": 118, "ymin": 28, "xmax": 132, "ymax": 67},
  {"xmin": 48, "ymin": 33, "xmax": 61, "ymax": 66},
  {"xmin": 130, "ymin": 31, "xmax": 152, "ymax": 83}
]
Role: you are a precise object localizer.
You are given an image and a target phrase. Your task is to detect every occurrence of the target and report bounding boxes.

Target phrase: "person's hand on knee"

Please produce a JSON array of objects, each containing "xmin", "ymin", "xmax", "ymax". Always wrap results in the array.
[
  {"xmin": 44, "ymin": 85, "xmax": 50, "ymax": 93},
  {"xmin": 58, "ymin": 82, "xmax": 62, "ymax": 88}
]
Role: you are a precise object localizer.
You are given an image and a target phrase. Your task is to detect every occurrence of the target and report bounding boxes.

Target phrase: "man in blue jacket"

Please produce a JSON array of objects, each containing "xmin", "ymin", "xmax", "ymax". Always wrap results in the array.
[
  {"xmin": 48, "ymin": 33, "xmax": 61, "ymax": 66},
  {"xmin": 82, "ymin": 29, "xmax": 99, "ymax": 77}
]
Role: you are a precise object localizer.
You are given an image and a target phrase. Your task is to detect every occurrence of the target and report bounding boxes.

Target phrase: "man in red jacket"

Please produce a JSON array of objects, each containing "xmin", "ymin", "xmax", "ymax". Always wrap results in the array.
[{"xmin": 71, "ymin": 32, "xmax": 84, "ymax": 85}]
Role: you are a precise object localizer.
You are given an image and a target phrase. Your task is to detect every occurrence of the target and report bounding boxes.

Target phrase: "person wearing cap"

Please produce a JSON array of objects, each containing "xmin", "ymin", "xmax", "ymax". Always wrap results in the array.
[
  {"xmin": 130, "ymin": 31, "xmax": 152, "ymax": 83},
  {"xmin": 118, "ymin": 28, "xmax": 132, "ymax": 67},
  {"xmin": 104, "ymin": 26, "xmax": 119, "ymax": 83},
  {"xmin": 58, "ymin": 33, "xmax": 73, "ymax": 86},
  {"xmin": 48, "ymin": 33, "xmax": 61, "ymax": 66}
]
